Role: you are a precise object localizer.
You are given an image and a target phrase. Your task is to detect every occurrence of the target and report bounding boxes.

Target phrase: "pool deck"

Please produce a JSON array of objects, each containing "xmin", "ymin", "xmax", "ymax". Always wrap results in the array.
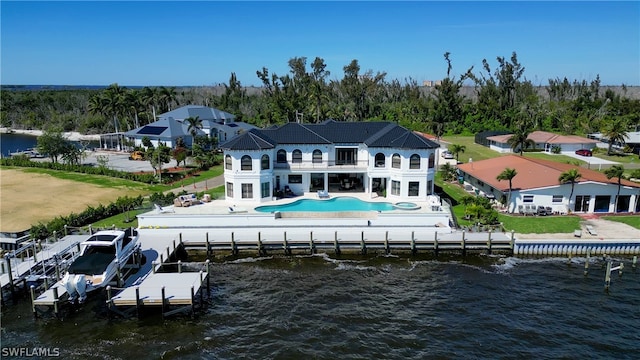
[{"xmin": 140, "ymin": 193, "xmax": 453, "ymax": 230}]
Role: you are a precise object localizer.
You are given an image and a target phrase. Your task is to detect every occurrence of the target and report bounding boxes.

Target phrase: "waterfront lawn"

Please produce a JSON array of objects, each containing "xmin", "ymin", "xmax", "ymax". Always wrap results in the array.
[
  {"xmin": 601, "ymin": 216, "xmax": 640, "ymax": 230},
  {"xmin": 498, "ymin": 214, "xmax": 581, "ymax": 234},
  {"xmin": 91, "ymin": 209, "xmax": 149, "ymax": 229},
  {"xmin": 17, "ymin": 167, "xmax": 150, "ymax": 190}
]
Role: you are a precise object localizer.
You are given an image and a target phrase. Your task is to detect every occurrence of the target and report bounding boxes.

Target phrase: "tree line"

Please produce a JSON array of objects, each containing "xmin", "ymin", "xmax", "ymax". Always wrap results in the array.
[{"xmin": 1, "ymin": 52, "xmax": 639, "ymax": 139}]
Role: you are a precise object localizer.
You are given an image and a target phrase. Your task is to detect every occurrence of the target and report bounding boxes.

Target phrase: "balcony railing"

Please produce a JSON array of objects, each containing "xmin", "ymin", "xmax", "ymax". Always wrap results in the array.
[{"xmin": 273, "ymin": 160, "xmax": 371, "ymax": 169}]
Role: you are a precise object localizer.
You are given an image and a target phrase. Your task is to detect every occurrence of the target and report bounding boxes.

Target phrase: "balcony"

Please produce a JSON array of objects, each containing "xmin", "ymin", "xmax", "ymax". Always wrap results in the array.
[{"xmin": 273, "ymin": 159, "xmax": 370, "ymax": 170}]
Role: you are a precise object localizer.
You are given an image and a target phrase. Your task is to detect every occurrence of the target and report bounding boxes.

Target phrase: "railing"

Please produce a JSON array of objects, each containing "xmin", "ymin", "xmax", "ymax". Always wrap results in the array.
[{"xmin": 273, "ymin": 160, "xmax": 371, "ymax": 169}]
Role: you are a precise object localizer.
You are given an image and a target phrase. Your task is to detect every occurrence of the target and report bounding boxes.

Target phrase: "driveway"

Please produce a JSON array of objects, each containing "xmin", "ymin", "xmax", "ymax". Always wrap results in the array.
[{"xmin": 560, "ymin": 151, "xmax": 619, "ymax": 166}]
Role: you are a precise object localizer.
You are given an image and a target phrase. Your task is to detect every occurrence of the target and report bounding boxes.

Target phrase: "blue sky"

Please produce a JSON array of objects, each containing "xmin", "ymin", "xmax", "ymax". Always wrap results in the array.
[{"xmin": 1, "ymin": 1, "xmax": 638, "ymax": 86}]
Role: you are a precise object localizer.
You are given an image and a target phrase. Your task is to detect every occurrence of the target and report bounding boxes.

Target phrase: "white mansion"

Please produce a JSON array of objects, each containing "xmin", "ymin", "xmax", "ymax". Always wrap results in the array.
[{"xmin": 220, "ymin": 120, "xmax": 440, "ymax": 203}]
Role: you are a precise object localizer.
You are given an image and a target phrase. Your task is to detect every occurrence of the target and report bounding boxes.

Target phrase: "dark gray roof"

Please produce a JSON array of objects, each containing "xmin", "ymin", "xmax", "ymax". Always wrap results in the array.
[
  {"xmin": 261, "ymin": 122, "xmax": 331, "ymax": 144},
  {"xmin": 220, "ymin": 129, "xmax": 275, "ymax": 150},
  {"xmin": 221, "ymin": 120, "xmax": 439, "ymax": 150}
]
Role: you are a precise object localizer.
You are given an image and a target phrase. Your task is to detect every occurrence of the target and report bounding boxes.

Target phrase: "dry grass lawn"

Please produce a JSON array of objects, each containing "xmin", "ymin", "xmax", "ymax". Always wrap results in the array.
[{"xmin": 1, "ymin": 169, "xmax": 140, "ymax": 232}]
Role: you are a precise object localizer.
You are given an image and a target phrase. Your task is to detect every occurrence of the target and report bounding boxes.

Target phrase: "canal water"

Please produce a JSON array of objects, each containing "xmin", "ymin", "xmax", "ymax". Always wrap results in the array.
[
  {"xmin": 1, "ymin": 254, "xmax": 639, "ymax": 359},
  {"xmin": 0, "ymin": 133, "xmax": 100, "ymax": 157}
]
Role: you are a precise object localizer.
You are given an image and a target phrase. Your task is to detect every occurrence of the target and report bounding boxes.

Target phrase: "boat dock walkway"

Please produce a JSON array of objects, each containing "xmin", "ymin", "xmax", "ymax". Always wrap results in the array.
[{"xmin": 1, "ymin": 235, "xmax": 85, "ymax": 303}]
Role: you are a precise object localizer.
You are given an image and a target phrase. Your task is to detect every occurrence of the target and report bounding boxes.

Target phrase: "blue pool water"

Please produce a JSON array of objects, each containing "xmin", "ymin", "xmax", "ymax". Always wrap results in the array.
[{"xmin": 255, "ymin": 197, "xmax": 395, "ymax": 212}]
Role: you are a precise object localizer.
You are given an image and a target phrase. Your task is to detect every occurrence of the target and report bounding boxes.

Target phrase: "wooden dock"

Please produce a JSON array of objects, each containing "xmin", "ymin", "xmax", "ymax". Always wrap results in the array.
[{"xmin": 107, "ymin": 270, "xmax": 209, "ymax": 318}]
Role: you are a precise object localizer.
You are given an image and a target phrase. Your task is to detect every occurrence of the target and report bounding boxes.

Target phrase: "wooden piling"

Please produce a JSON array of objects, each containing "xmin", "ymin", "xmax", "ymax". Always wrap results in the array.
[
  {"xmin": 135, "ymin": 286, "xmax": 141, "ymax": 319},
  {"xmin": 334, "ymin": 231, "xmax": 340, "ymax": 255},
  {"xmin": 410, "ymin": 232, "xmax": 416, "ymax": 255},
  {"xmin": 152, "ymin": 261, "xmax": 157, "ymax": 273},
  {"xmin": 161, "ymin": 286, "xmax": 166, "ymax": 319},
  {"xmin": 283, "ymin": 231, "xmax": 290, "ymax": 255},
  {"xmin": 633, "ymin": 256, "xmax": 637, "ymax": 269},
  {"xmin": 116, "ymin": 260, "xmax": 122, "ymax": 288},
  {"xmin": 206, "ymin": 233, "xmax": 210, "ymax": 259},
  {"xmin": 360, "ymin": 231, "xmax": 366, "ymax": 255},
  {"xmin": 461, "ymin": 231, "xmax": 466, "ymax": 256},
  {"xmin": 231, "ymin": 232, "xmax": 237, "ymax": 255},
  {"xmin": 487, "ymin": 231, "xmax": 492, "ymax": 254},
  {"xmin": 205, "ymin": 259, "xmax": 211, "ymax": 296},
  {"xmin": 106, "ymin": 285, "xmax": 112, "ymax": 318},
  {"xmin": 53, "ymin": 287, "xmax": 59, "ymax": 317},
  {"xmin": 30, "ymin": 285, "xmax": 36, "ymax": 318},
  {"xmin": 384, "ymin": 231, "xmax": 390, "ymax": 255},
  {"xmin": 584, "ymin": 249, "xmax": 590, "ymax": 276},
  {"xmin": 604, "ymin": 261, "xmax": 612, "ymax": 290},
  {"xmin": 309, "ymin": 231, "xmax": 314, "ymax": 254},
  {"xmin": 257, "ymin": 232, "xmax": 263, "ymax": 255},
  {"xmin": 434, "ymin": 231, "xmax": 439, "ymax": 256}
]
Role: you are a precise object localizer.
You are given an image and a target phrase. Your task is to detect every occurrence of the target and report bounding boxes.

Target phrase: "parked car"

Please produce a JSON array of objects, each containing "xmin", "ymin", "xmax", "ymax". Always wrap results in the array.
[
  {"xmin": 442, "ymin": 151, "xmax": 454, "ymax": 159},
  {"xmin": 575, "ymin": 149, "xmax": 592, "ymax": 157}
]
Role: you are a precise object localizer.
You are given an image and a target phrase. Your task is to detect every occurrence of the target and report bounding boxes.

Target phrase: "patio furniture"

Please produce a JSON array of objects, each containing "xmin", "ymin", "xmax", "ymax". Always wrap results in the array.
[{"xmin": 317, "ymin": 190, "xmax": 330, "ymax": 199}]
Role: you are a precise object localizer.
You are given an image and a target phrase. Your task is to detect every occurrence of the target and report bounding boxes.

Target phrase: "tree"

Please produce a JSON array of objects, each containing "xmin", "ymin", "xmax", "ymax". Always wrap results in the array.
[
  {"xmin": 185, "ymin": 116, "xmax": 203, "ymax": 145},
  {"xmin": 439, "ymin": 162, "xmax": 457, "ymax": 182},
  {"xmin": 171, "ymin": 146, "xmax": 188, "ymax": 168},
  {"xmin": 147, "ymin": 143, "xmax": 171, "ymax": 180},
  {"xmin": 449, "ymin": 143, "xmax": 466, "ymax": 162},
  {"xmin": 496, "ymin": 168, "xmax": 517, "ymax": 213},
  {"xmin": 604, "ymin": 165, "xmax": 625, "ymax": 212},
  {"xmin": 36, "ymin": 130, "xmax": 68, "ymax": 163},
  {"xmin": 601, "ymin": 117, "xmax": 629, "ymax": 155},
  {"xmin": 61, "ymin": 143, "xmax": 84, "ymax": 166},
  {"xmin": 558, "ymin": 169, "xmax": 582, "ymax": 211},
  {"xmin": 430, "ymin": 52, "xmax": 470, "ymax": 140},
  {"xmin": 507, "ymin": 128, "xmax": 535, "ymax": 155}
]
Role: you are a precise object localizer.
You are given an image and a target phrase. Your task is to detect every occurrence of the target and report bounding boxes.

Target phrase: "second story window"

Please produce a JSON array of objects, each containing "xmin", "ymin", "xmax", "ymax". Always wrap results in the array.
[
  {"xmin": 292, "ymin": 149, "xmax": 302, "ymax": 163},
  {"xmin": 392, "ymin": 154, "xmax": 401, "ymax": 169},
  {"xmin": 277, "ymin": 149, "xmax": 287, "ymax": 163},
  {"xmin": 261, "ymin": 154, "xmax": 270, "ymax": 170},
  {"xmin": 225, "ymin": 155, "xmax": 232, "ymax": 170},
  {"xmin": 241, "ymin": 155, "xmax": 252, "ymax": 171},
  {"xmin": 312, "ymin": 149, "xmax": 322, "ymax": 164},
  {"xmin": 410, "ymin": 154, "xmax": 421, "ymax": 169}
]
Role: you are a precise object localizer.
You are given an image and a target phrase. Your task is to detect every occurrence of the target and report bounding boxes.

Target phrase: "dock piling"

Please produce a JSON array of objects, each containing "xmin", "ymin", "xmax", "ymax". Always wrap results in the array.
[
  {"xmin": 584, "ymin": 249, "xmax": 590, "ymax": 276},
  {"xmin": 309, "ymin": 232, "xmax": 314, "ymax": 254},
  {"xmin": 384, "ymin": 231, "xmax": 389, "ymax": 255},
  {"xmin": 231, "ymin": 232, "xmax": 237, "ymax": 255},
  {"xmin": 334, "ymin": 231, "xmax": 340, "ymax": 255},
  {"xmin": 360, "ymin": 231, "xmax": 366, "ymax": 255},
  {"xmin": 30, "ymin": 285, "xmax": 36, "ymax": 318},
  {"xmin": 178, "ymin": 260, "xmax": 182, "ymax": 274},
  {"xmin": 434, "ymin": 231, "xmax": 439, "ymax": 256},
  {"xmin": 410, "ymin": 232, "xmax": 416, "ymax": 255},
  {"xmin": 135, "ymin": 286, "xmax": 141, "ymax": 319},
  {"xmin": 206, "ymin": 233, "xmax": 210, "ymax": 259},
  {"xmin": 52, "ymin": 287, "xmax": 59, "ymax": 318},
  {"xmin": 487, "ymin": 231, "xmax": 492, "ymax": 254},
  {"xmin": 633, "ymin": 256, "xmax": 637, "ymax": 269},
  {"xmin": 461, "ymin": 230, "xmax": 466, "ymax": 256},
  {"xmin": 161, "ymin": 286, "xmax": 166, "ymax": 319}
]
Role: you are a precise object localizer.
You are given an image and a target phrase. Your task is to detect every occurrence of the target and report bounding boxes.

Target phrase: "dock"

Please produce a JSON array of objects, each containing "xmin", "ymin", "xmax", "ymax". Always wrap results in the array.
[{"xmin": 1, "ymin": 235, "xmax": 85, "ymax": 304}]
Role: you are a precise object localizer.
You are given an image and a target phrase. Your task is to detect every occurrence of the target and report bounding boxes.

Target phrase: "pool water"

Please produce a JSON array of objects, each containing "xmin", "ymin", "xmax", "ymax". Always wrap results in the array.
[{"xmin": 255, "ymin": 197, "xmax": 395, "ymax": 213}]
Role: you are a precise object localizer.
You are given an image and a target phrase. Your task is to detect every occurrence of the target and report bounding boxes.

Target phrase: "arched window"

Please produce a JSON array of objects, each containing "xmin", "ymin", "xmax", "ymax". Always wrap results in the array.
[
  {"xmin": 225, "ymin": 155, "xmax": 232, "ymax": 170},
  {"xmin": 375, "ymin": 153, "xmax": 385, "ymax": 167},
  {"xmin": 392, "ymin": 153, "xmax": 401, "ymax": 169},
  {"xmin": 292, "ymin": 149, "xmax": 302, "ymax": 163},
  {"xmin": 261, "ymin": 154, "xmax": 270, "ymax": 170},
  {"xmin": 428, "ymin": 153, "xmax": 435, "ymax": 168},
  {"xmin": 277, "ymin": 149, "xmax": 287, "ymax": 163},
  {"xmin": 410, "ymin": 154, "xmax": 421, "ymax": 169},
  {"xmin": 312, "ymin": 149, "xmax": 322, "ymax": 164},
  {"xmin": 241, "ymin": 155, "xmax": 252, "ymax": 171}
]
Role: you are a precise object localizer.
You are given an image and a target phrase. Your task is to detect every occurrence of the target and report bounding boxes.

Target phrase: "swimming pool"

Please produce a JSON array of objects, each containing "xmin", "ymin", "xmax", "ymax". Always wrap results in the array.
[{"xmin": 255, "ymin": 197, "xmax": 395, "ymax": 213}]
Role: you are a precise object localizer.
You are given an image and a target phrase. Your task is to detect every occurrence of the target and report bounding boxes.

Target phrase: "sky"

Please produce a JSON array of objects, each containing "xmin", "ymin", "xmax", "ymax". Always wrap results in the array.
[{"xmin": 1, "ymin": 1, "xmax": 639, "ymax": 87}]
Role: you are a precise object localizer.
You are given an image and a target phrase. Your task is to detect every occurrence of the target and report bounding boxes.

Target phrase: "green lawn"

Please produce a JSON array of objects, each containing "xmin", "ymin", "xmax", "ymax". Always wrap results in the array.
[
  {"xmin": 593, "ymin": 151, "xmax": 640, "ymax": 165},
  {"xmin": 440, "ymin": 136, "xmax": 499, "ymax": 163},
  {"xmin": 498, "ymin": 214, "xmax": 582, "ymax": 234},
  {"xmin": 601, "ymin": 216, "xmax": 640, "ymax": 229},
  {"xmin": 91, "ymin": 208, "xmax": 149, "ymax": 229},
  {"xmin": 18, "ymin": 167, "xmax": 151, "ymax": 190}
]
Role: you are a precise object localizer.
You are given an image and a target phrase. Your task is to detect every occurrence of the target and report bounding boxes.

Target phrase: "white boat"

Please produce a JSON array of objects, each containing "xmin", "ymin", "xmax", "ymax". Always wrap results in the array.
[
  {"xmin": 10, "ymin": 148, "xmax": 45, "ymax": 158},
  {"xmin": 62, "ymin": 229, "xmax": 140, "ymax": 303}
]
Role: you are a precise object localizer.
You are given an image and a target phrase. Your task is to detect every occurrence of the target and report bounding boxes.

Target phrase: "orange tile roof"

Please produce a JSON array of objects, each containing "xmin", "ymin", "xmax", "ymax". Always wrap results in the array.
[
  {"xmin": 486, "ymin": 131, "xmax": 598, "ymax": 145},
  {"xmin": 457, "ymin": 155, "xmax": 640, "ymax": 191},
  {"xmin": 413, "ymin": 131, "xmax": 438, "ymax": 141}
]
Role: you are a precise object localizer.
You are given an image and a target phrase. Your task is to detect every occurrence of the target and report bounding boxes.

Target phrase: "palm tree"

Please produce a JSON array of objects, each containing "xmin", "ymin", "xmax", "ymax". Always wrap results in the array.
[
  {"xmin": 496, "ymin": 167, "xmax": 517, "ymax": 213},
  {"xmin": 159, "ymin": 86, "xmax": 177, "ymax": 113},
  {"xmin": 449, "ymin": 143, "xmax": 466, "ymax": 162},
  {"xmin": 604, "ymin": 165, "xmax": 625, "ymax": 212},
  {"xmin": 141, "ymin": 86, "xmax": 159, "ymax": 124},
  {"xmin": 558, "ymin": 168, "xmax": 582, "ymax": 212},
  {"xmin": 185, "ymin": 116, "xmax": 203, "ymax": 145},
  {"xmin": 507, "ymin": 128, "xmax": 535, "ymax": 156},
  {"xmin": 601, "ymin": 118, "xmax": 629, "ymax": 155},
  {"xmin": 102, "ymin": 83, "xmax": 126, "ymax": 134}
]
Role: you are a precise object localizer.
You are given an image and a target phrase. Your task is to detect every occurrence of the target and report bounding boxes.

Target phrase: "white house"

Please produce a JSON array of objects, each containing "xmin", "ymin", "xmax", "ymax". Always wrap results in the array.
[
  {"xmin": 486, "ymin": 131, "xmax": 599, "ymax": 153},
  {"xmin": 457, "ymin": 155, "xmax": 640, "ymax": 214},
  {"xmin": 220, "ymin": 120, "xmax": 440, "ymax": 203},
  {"xmin": 124, "ymin": 105, "xmax": 255, "ymax": 148}
]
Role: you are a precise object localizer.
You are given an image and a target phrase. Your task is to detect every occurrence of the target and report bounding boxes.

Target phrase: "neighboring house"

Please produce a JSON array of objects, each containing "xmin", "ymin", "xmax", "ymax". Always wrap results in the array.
[
  {"xmin": 457, "ymin": 155, "xmax": 640, "ymax": 214},
  {"xmin": 220, "ymin": 120, "xmax": 440, "ymax": 203},
  {"xmin": 124, "ymin": 105, "xmax": 256, "ymax": 148},
  {"xmin": 124, "ymin": 116, "xmax": 203, "ymax": 148},
  {"xmin": 486, "ymin": 131, "xmax": 599, "ymax": 153},
  {"xmin": 589, "ymin": 131, "xmax": 640, "ymax": 155}
]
